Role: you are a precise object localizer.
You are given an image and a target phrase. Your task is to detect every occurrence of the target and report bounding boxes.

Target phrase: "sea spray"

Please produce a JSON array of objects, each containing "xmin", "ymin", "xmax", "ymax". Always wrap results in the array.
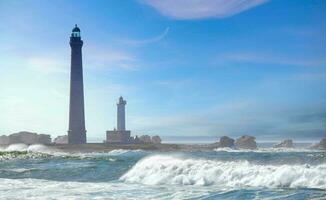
[
  {"xmin": 27, "ymin": 144, "xmax": 52, "ymax": 153},
  {"xmin": 1, "ymin": 150, "xmax": 326, "ymax": 199},
  {"xmin": 108, "ymin": 149, "xmax": 144, "ymax": 156},
  {"xmin": 4, "ymin": 144, "xmax": 28, "ymax": 152},
  {"xmin": 120, "ymin": 155, "xmax": 326, "ymax": 189}
]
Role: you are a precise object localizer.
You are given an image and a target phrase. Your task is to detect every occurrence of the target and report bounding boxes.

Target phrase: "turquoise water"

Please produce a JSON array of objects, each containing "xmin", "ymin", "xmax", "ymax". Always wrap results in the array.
[{"xmin": 0, "ymin": 144, "xmax": 326, "ymax": 200}]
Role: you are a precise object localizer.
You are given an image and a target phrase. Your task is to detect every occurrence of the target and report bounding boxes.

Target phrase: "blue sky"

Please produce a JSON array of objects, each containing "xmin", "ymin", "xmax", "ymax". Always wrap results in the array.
[{"xmin": 0, "ymin": 0, "xmax": 325, "ymax": 142}]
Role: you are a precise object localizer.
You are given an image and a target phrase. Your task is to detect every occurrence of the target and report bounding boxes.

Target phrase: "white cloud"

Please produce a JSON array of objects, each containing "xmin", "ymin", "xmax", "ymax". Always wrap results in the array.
[
  {"xmin": 141, "ymin": 0, "xmax": 268, "ymax": 20},
  {"xmin": 27, "ymin": 57, "xmax": 69, "ymax": 74},
  {"xmin": 120, "ymin": 27, "xmax": 170, "ymax": 45}
]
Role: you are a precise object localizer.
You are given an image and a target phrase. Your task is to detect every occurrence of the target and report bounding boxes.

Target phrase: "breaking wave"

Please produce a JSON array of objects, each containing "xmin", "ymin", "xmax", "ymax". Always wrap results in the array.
[
  {"xmin": 107, "ymin": 149, "xmax": 144, "ymax": 156},
  {"xmin": 3, "ymin": 143, "xmax": 28, "ymax": 151},
  {"xmin": 120, "ymin": 155, "xmax": 326, "ymax": 189},
  {"xmin": 214, "ymin": 147, "xmax": 325, "ymax": 153},
  {"xmin": 0, "ymin": 146, "xmax": 146, "ymax": 161},
  {"xmin": 0, "ymin": 144, "xmax": 53, "ymax": 153}
]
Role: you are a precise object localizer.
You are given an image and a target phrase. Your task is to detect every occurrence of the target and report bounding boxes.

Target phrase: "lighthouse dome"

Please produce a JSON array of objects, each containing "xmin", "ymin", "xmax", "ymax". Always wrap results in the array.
[
  {"xmin": 71, "ymin": 24, "xmax": 81, "ymax": 38},
  {"xmin": 72, "ymin": 24, "xmax": 80, "ymax": 32}
]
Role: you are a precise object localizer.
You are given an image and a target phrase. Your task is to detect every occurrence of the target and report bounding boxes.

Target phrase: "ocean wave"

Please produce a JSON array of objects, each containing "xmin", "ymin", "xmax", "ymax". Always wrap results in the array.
[
  {"xmin": 0, "ymin": 143, "xmax": 55, "ymax": 153},
  {"xmin": 4, "ymin": 143, "xmax": 28, "ymax": 151},
  {"xmin": 0, "ymin": 146, "xmax": 145, "ymax": 161},
  {"xmin": 107, "ymin": 149, "xmax": 144, "ymax": 156},
  {"xmin": 0, "ymin": 178, "xmax": 211, "ymax": 200},
  {"xmin": 214, "ymin": 147, "xmax": 325, "ymax": 153},
  {"xmin": 0, "ymin": 168, "xmax": 36, "ymax": 173},
  {"xmin": 120, "ymin": 155, "xmax": 326, "ymax": 189},
  {"xmin": 70, "ymin": 149, "xmax": 145, "ymax": 160}
]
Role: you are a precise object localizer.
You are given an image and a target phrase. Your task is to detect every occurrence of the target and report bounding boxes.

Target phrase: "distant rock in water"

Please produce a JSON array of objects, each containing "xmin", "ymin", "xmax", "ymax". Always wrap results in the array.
[
  {"xmin": 0, "ymin": 131, "xmax": 51, "ymax": 145},
  {"xmin": 53, "ymin": 135, "xmax": 68, "ymax": 144},
  {"xmin": 215, "ymin": 136, "xmax": 235, "ymax": 148},
  {"xmin": 151, "ymin": 135, "xmax": 162, "ymax": 144},
  {"xmin": 274, "ymin": 139, "xmax": 293, "ymax": 148},
  {"xmin": 311, "ymin": 138, "xmax": 326, "ymax": 150},
  {"xmin": 235, "ymin": 135, "xmax": 257, "ymax": 150}
]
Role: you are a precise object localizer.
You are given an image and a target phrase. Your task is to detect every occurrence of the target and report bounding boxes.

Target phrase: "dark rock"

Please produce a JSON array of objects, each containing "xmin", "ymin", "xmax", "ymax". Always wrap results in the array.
[
  {"xmin": 311, "ymin": 138, "xmax": 326, "ymax": 150},
  {"xmin": 216, "ymin": 136, "xmax": 235, "ymax": 148},
  {"xmin": 151, "ymin": 135, "xmax": 162, "ymax": 144},
  {"xmin": 274, "ymin": 139, "xmax": 293, "ymax": 148},
  {"xmin": 235, "ymin": 135, "xmax": 257, "ymax": 149},
  {"xmin": 139, "ymin": 135, "xmax": 152, "ymax": 143}
]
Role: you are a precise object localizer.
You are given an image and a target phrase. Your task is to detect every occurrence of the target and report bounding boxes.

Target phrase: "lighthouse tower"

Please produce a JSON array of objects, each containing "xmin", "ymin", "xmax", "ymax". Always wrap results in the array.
[
  {"xmin": 68, "ymin": 25, "xmax": 87, "ymax": 144},
  {"xmin": 106, "ymin": 96, "xmax": 131, "ymax": 143},
  {"xmin": 117, "ymin": 96, "xmax": 127, "ymax": 131}
]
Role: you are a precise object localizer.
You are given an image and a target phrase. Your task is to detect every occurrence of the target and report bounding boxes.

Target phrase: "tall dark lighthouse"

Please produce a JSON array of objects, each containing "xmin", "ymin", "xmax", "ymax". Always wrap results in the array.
[{"xmin": 68, "ymin": 25, "xmax": 86, "ymax": 144}]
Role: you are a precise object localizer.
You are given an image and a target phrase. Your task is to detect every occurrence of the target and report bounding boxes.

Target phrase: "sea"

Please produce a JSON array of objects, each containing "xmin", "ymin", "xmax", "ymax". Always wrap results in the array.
[{"xmin": 0, "ymin": 143, "xmax": 325, "ymax": 200}]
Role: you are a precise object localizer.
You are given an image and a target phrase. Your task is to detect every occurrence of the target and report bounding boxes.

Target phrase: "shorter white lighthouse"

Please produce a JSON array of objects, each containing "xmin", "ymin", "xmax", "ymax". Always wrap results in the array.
[
  {"xmin": 117, "ymin": 96, "xmax": 126, "ymax": 131},
  {"xmin": 106, "ymin": 96, "xmax": 132, "ymax": 143}
]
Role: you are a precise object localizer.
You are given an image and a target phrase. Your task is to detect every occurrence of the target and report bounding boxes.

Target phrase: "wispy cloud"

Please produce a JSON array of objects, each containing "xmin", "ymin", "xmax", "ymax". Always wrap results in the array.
[
  {"xmin": 27, "ymin": 56, "xmax": 69, "ymax": 74},
  {"xmin": 217, "ymin": 52, "xmax": 326, "ymax": 67},
  {"xmin": 120, "ymin": 27, "xmax": 170, "ymax": 45},
  {"xmin": 141, "ymin": 0, "xmax": 268, "ymax": 20},
  {"xmin": 85, "ymin": 47, "xmax": 138, "ymax": 71}
]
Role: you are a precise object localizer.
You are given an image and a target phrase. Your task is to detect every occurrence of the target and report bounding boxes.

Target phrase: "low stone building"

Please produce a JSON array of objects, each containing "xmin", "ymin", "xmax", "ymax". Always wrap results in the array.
[
  {"xmin": 0, "ymin": 135, "xmax": 9, "ymax": 145},
  {"xmin": 106, "ymin": 130, "xmax": 132, "ymax": 144},
  {"xmin": 0, "ymin": 131, "xmax": 51, "ymax": 145}
]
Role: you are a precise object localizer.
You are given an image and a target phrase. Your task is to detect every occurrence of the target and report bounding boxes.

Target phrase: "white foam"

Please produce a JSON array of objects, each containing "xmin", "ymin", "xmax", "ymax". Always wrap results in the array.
[
  {"xmin": 0, "ymin": 178, "xmax": 207, "ymax": 200},
  {"xmin": 4, "ymin": 143, "xmax": 28, "ymax": 151},
  {"xmin": 108, "ymin": 149, "xmax": 144, "ymax": 156},
  {"xmin": 27, "ymin": 144, "xmax": 51, "ymax": 153},
  {"xmin": 1, "ymin": 144, "xmax": 55, "ymax": 154},
  {"xmin": 121, "ymin": 155, "xmax": 326, "ymax": 189}
]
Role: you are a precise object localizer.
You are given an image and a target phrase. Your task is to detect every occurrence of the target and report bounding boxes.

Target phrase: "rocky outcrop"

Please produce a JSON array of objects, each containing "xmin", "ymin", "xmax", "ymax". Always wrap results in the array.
[
  {"xmin": 139, "ymin": 135, "xmax": 152, "ymax": 143},
  {"xmin": 53, "ymin": 135, "xmax": 68, "ymax": 144},
  {"xmin": 274, "ymin": 139, "xmax": 293, "ymax": 148},
  {"xmin": 235, "ymin": 135, "xmax": 257, "ymax": 149},
  {"xmin": 137, "ymin": 135, "xmax": 162, "ymax": 144},
  {"xmin": 311, "ymin": 138, "xmax": 326, "ymax": 150},
  {"xmin": 216, "ymin": 136, "xmax": 235, "ymax": 148},
  {"xmin": 151, "ymin": 135, "xmax": 162, "ymax": 144},
  {"xmin": 0, "ymin": 131, "xmax": 51, "ymax": 145}
]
